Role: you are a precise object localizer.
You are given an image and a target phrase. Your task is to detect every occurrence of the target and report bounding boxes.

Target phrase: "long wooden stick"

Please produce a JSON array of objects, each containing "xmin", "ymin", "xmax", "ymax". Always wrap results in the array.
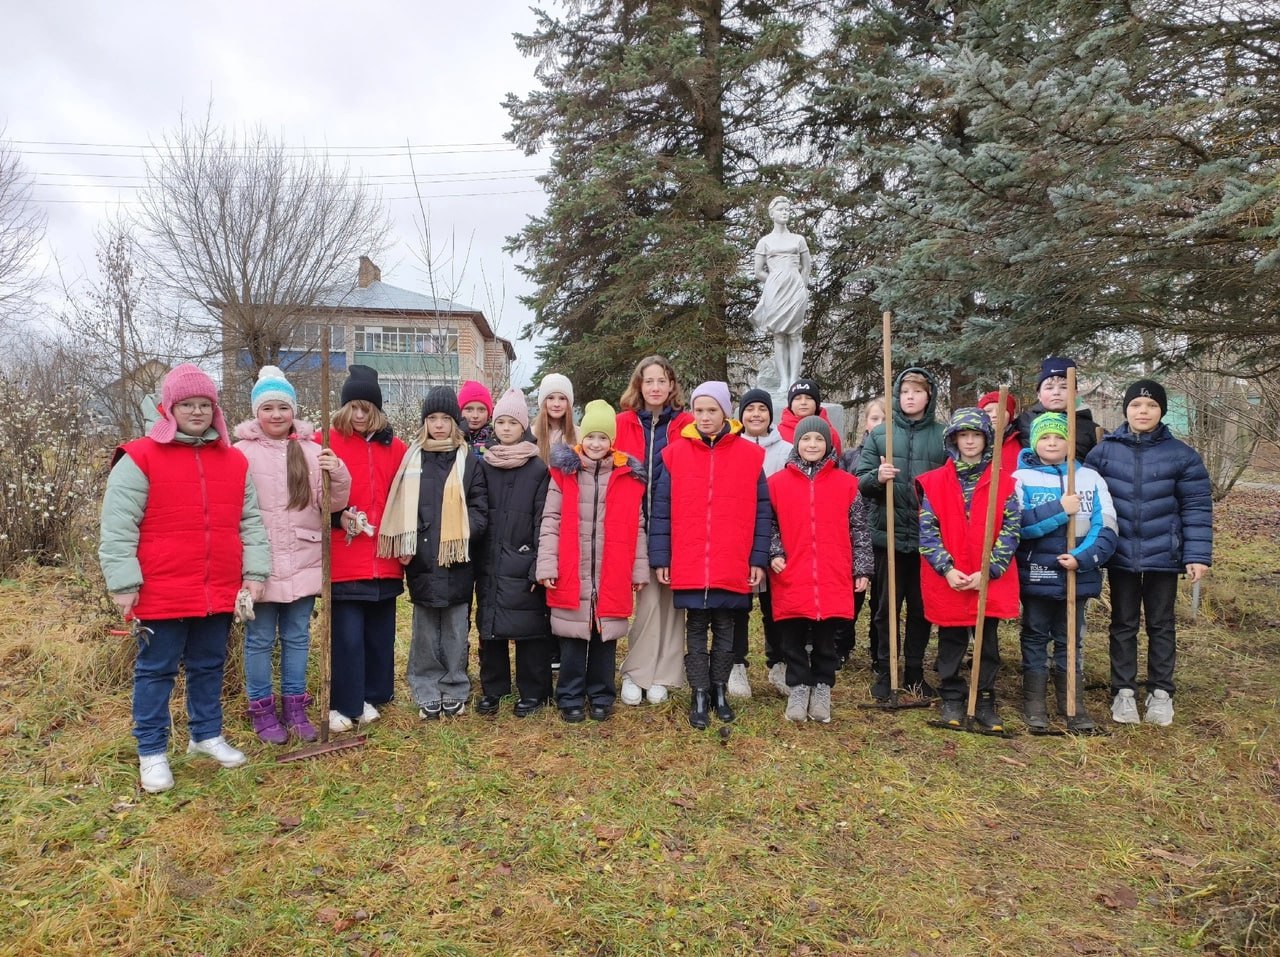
[
  {"xmin": 966, "ymin": 387, "xmax": 1008, "ymax": 719},
  {"xmin": 881, "ymin": 311, "xmax": 899, "ymax": 693},
  {"xmin": 1065, "ymin": 367, "xmax": 1078, "ymax": 719},
  {"xmin": 317, "ymin": 330, "xmax": 333, "ymax": 743}
]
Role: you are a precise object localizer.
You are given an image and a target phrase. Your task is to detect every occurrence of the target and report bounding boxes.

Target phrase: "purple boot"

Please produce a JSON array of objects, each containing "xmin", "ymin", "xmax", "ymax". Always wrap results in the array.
[
  {"xmin": 248, "ymin": 696, "xmax": 288, "ymax": 745},
  {"xmin": 282, "ymin": 693, "xmax": 319, "ymax": 742}
]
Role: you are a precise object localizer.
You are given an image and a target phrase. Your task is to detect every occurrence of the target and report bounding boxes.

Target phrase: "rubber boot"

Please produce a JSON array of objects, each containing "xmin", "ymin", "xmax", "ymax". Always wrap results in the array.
[
  {"xmin": 247, "ymin": 695, "xmax": 288, "ymax": 745},
  {"xmin": 688, "ymin": 688, "xmax": 711, "ymax": 730},
  {"xmin": 1022, "ymin": 672, "xmax": 1049, "ymax": 732},
  {"xmin": 281, "ymin": 693, "xmax": 319, "ymax": 742},
  {"xmin": 711, "ymin": 683, "xmax": 736, "ymax": 723},
  {"xmin": 1054, "ymin": 670, "xmax": 1097, "ymax": 733},
  {"xmin": 974, "ymin": 690, "xmax": 1004, "ymax": 732}
]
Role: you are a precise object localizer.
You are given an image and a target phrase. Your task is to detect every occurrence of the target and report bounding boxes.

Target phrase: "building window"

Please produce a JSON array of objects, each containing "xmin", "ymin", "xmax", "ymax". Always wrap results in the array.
[
  {"xmin": 288, "ymin": 322, "xmax": 345, "ymax": 350},
  {"xmin": 380, "ymin": 375, "xmax": 457, "ymax": 408},
  {"xmin": 355, "ymin": 325, "xmax": 458, "ymax": 355}
]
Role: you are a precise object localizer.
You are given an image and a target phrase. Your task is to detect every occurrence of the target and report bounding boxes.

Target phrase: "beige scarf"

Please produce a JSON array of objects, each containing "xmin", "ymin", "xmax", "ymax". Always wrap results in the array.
[{"xmin": 378, "ymin": 435, "xmax": 471, "ymax": 565}]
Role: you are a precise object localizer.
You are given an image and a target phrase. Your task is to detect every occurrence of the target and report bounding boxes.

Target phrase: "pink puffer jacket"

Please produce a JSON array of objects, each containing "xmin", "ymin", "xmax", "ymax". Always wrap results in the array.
[{"xmin": 234, "ymin": 420, "xmax": 352, "ymax": 603}]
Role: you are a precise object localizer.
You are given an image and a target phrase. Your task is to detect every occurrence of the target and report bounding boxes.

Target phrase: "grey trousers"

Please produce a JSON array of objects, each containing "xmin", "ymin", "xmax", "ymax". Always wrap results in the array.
[{"xmin": 408, "ymin": 602, "xmax": 471, "ymax": 706}]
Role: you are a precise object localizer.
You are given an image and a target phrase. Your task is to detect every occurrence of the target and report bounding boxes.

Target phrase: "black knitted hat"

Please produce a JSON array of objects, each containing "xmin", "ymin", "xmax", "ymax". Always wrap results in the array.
[{"xmin": 340, "ymin": 365, "xmax": 383, "ymax": 410}]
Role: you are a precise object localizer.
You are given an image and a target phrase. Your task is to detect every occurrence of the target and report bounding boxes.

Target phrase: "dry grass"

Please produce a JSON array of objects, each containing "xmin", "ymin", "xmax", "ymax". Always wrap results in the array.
[{"xmin": 1, "ymin": 493, "xmax": 1278, "ymax": 956}]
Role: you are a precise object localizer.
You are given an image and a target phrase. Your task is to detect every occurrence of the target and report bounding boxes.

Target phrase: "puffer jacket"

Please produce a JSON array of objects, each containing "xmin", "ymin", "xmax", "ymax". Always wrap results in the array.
[
  {"xmin": 1013, "ymin": 449, "xmax": 1118, "ymax": 599},
  {"xmin": 536, "ymin": 444, "xmax": 648, "ymax": 640},
  {"xmin": 99, "ymin": 428, "xmax": 270, "ymax": 619},
  {"xmin": 329, "ymin": 427, "xmax": 409, "ymax": 589},
  {"xmin": 234, "ymin": 420, "xmax": 352, "ymax": 604},
  {"xmin": 476, "ymin": 452, "xmax": 551, "ymax": 641},
  {"xmin": 404, "ymin": 448, "xmax": 489, "ymax": 607},
  {"xmin": 854, "ymin": 367, "xmax": 947, "ymax": 551},
  {"xmin": 1084, "ymin": 423, "xmax": 1213, "ymax": 573}
]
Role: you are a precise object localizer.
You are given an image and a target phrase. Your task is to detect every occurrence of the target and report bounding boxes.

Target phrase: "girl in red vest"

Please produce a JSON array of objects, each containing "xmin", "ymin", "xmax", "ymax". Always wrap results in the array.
[
  {"xmin": 768, "ymin": 416, "xmax": 872, "ymax": 723},
  {"xmin": 650, "ymin": 381, "xmax": 771, "ymax": 730},
  {"xmin": 537, "ymin": 400, "xmax": 648, "ymax": 722},
  {"xmin": 327, "ymin": 366, "xmax": 408, "ymax": 733},
  {"xmin": 916, "ymin": 408, "xmax": 1021, "ymax": 731},
  {"xmin": 99, "ymin": 364, "xmax": 270, "ymax": 794},
  {"xmin": 613, "ymin": 355, "xmax": 693, "ymax": 707}
]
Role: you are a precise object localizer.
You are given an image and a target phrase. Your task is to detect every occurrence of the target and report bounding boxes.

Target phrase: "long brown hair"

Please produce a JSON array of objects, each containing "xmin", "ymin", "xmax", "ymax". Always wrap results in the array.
[
  {"xmin": 618, "ymin": 355, "xmax": 686, "ymax": 413},
  {"xmin": 532, "ymin": 403, "xmax": 578, "ymax": 463},
  {"xmin": 285, "ymin": 432, "xmax": 312, "ymax": 510},
  {"xmin": 332, "ymin": 400, "xmax": 390, "ymax": 438}
]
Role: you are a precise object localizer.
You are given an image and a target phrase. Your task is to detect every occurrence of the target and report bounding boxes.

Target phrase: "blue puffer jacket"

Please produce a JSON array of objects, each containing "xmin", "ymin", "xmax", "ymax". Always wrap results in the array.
[
  {"xmin": 1083, "ymin": 423, "xmax": 1213, "ymax": 573},
  {"xmin": 1012, "ymin": 449, "xmax": 1118, "ymax": 599}
]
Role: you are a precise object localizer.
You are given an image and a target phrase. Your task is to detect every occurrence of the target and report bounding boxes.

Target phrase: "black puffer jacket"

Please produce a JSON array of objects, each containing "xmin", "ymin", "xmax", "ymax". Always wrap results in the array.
[
  {"xmin": 475, "ymin": 454, "xmax": 551, "ymax": 640},
  {"xmin": 405, "ymin": 449, "xmax": 489, "ymax": 607}
]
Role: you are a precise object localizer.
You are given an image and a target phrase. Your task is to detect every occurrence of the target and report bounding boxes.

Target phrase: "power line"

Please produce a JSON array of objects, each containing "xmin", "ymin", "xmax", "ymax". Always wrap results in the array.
[
  {"xmin": 9, "ymin": 138, "xmax": 515, "ymax": 150},
  {"xmin": 15, "ymin": 146, "xmax": 522, "ymax": 159},
  {"xmin": 29, "ymin": 165, "xmax": 547, "ymax": 181},
  {"xmin": 30, "ymin": 172, "xmax": 544, "ymax": 190},
  {"xmin": 35, "ymin": 187, "xmax": 546, "ymax": 205}
]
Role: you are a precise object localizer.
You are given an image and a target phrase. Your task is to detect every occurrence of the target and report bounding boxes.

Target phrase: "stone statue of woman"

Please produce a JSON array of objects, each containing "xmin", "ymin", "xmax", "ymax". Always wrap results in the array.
[{"xmin": 750, "ymin": 196, "xmax": 811, "ymax": 389}]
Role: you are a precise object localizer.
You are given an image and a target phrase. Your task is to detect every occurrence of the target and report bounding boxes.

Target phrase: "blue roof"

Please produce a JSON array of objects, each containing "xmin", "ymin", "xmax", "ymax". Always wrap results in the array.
[{"xmin": 323, "ymin": 280, "xmax": 478, "ymax": 315}]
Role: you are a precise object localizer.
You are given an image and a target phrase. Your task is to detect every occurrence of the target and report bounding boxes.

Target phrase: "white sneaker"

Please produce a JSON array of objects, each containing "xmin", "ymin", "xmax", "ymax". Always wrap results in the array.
[
  {"xmin": 1111, "ymin": 688, "xmax": 1140, "ymax": 725},
  {"xmin": 360, "ymin": 701, "xmax": 381, "ymax": 724},
  {"xmin": 139, "ymin": 754, "xmax": 173, "ymax": 793},
  {"xmin": 329, "ymin": 710, "xmax": 355, "ymax": 733},
  {"xmin": 726, "ymin": 663, "xmax": 752, "ymax": 699},
  {"xmin": 620, "ymin": 677, "xmax": 643, "ymax": 706},
  {"xmin": 1144, "ymin": 689, "xmax": 1174, "ymax": 726},
  {"xmin": 646, "ymin": 684, "xmax": 668, "ymax": 704},
  {"xmin": 186, "ymin": 735, "xmax": 247, "ymax": 768},
  {"xmin": 767, "ymin": 662, "xmax": 789, "ymax": 698}
]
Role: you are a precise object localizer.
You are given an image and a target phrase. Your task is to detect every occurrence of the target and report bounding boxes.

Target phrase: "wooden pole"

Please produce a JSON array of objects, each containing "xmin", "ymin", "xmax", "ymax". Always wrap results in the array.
[
  {"xmin": 966, "ymin": 387, "xmax": 1008, "ymax": 720},
  {"xmin": 881, "ymin": 311, "xmax": 899, "ymax": 694},
  {"xmin": 317, "ymin": 329, "xmax": 333, "ymax": 743},
  {"xmin": 1065, "ymin": 367, "xmax": 1079, "ymax": 719}
]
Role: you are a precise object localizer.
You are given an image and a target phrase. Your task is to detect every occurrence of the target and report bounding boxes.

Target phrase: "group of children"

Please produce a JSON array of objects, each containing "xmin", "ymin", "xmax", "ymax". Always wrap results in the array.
[{"xmin": 99, "ymin": 353, "xmax": 1213, "ymax": 794}]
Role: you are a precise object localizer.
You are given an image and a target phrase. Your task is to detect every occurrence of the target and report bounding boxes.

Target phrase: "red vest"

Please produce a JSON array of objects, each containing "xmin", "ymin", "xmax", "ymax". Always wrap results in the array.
[
  {"xmin": 120, "ymin": 438, "xmax": 248, "ymax": 619},
  {"xmin": 547, "ymin": 454, "xmax": 646, "ymax": 618},
  {"xmin": 661, "ymin": 424, "xmax": 766, "ymax": 594},
  {"xmin": 614, "ymin": 409, "xmax": 693, "ymax": 463},
  {"xmin": 767, "ymin": 460, "xmax": 859, "ymax": 621},
  {"xmin": 329, "ymin": 430, "xmax": 409, "ymax": 583},
  {"xmin": 915, "ymin": 462, "xmax": 1020, "ymax": 626}
]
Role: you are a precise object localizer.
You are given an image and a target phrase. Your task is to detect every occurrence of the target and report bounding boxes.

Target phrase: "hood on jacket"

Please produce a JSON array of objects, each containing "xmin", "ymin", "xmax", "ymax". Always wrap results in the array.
[
  {"xmin": 1015, "ymin": 446, "xmax": 1069, "ymax": 474},
  {"xmin": 549, "ymin": 441, "xmax": 641, "ymax": 475},
  {"xmin": 891, "ymin": 366, "xmax": 941, "ymax": 427},
  {"xmin": 943, "ymin": 407, "xmax": 994, "ymax": 463},
  {"xmin": 785, "ymin": 446, "xmax": 838, "ymax": 475},
  {"xmin": 679, "ymin": 418, "xmax": 744, "ymax": 444},
  {"xmin": 234, "ymin": 419, "xmax": 318, "ymax": 442}
]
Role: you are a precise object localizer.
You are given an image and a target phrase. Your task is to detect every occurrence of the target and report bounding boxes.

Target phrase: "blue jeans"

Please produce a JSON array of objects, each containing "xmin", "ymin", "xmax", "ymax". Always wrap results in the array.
[
  {"xmin": 1020, "ymin": 596, "xmax": 1087, "ymax": 676},
  {"xmin": 133, "ymin": 614, "xmax": 232, "ymax": 756},
  {"xmin": 244, "ymin": 597, "xmax": 316, "ymax": 701}
]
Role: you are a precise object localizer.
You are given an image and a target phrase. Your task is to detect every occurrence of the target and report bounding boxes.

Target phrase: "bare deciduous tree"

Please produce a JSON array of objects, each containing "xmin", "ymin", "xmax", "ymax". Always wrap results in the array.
[
  {"xmin": 58, "ymin": 217, "xmax": 188, "ymax": 438},
  {"xmin": 0, "ymin": 131, "xmax": 46, "ymax": 332},
  {"xmin": 137, "ymin": 111, "xmax": 390, "ymax": 395}
]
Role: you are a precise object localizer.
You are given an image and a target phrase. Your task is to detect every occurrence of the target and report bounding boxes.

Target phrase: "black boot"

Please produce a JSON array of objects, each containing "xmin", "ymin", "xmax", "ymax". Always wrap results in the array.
[
  {"xmin": 870, "ymin": 667, "xmax": 890, "ymax": 702},
  {"xmin": 903, "ymin": 665, "xmax": 936, "ymax": 699},
  {"xmin": 1054, "ymin": 670, "xmax": 1097, "ymax": 733},
  {"xmin": 688, "ymin": 688, "xmax": 711, "ymax": 730},
  {"xmin": 938, "ymin": 697, "xmax": 965, "ymax": 726},
  {"xmin": 974, "ymin": 690, "xmax": 1004, "ymax": 732},
  {"xmin": 712, "ymin": 683, "xmax": 735, "ymax": 723},
  {"xmin": 1022, "ymin": 672, "xmax": 1049, "ymax": 731}
]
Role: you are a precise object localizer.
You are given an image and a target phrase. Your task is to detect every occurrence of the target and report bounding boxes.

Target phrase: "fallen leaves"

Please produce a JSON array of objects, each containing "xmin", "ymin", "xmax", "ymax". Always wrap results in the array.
[{"xmin": 1095, "ymin": 885, "xmax": 1139, "ymax": 910}]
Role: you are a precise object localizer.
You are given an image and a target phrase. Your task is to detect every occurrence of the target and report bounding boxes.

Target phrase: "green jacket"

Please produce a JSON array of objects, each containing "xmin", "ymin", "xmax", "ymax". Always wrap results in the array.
[{"xmin": 854, "ymin": 367, "xmax": 947, "ymax": 552}]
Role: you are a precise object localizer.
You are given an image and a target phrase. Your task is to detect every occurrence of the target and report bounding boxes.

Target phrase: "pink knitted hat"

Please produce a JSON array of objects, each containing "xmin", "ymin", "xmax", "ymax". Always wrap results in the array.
[
  {"xmin": 689, "ymin": 380, "xmax": 732, "ymax": 418},
  {"xmin": 148, "ymin": 363, "xmax": 229, "ymax": 445},
  {"xmin": 457, "ymin": 380, "xmax": 494, "ymax": 416},
  {"xmin": 491, "ymin": 387, "xmax": 531, "ymax": 430}
]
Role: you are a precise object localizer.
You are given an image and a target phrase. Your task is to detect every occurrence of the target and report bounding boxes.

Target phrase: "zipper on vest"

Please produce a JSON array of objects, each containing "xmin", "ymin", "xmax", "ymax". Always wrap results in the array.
[
  {"xmin": 195, "ymin": 447, "xmax": 213, "ymax": 615},
  {"xmin": 590, "ymin": 459, "xmax": 601, "ymax": 623},
  {"xmin": 810, "ymin": 476, "xmax": 820, "ymax": 618}
]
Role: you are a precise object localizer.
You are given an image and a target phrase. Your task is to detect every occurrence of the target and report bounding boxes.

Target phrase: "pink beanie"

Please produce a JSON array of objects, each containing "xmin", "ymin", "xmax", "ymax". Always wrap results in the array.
[
  {"xmin": 149, "ymin": 363, "xmax": 228, "ymax": 445},
  {"xmin": 689, "ymin": 380, "xmax": 733, "ymax": 418},
  {"xmin": 491, "ymin": 387, "xmax": 531, "ymax": 430},
  {"xmin": 457, "ymin": 380, "xmax": 494, "ymax": 416}
]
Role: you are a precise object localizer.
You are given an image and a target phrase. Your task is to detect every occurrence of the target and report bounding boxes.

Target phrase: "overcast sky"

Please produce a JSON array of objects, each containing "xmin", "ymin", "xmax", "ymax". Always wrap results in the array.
[{"xmin": 1, "ymin": 0, "xmax": 550, "ymax": 385}]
